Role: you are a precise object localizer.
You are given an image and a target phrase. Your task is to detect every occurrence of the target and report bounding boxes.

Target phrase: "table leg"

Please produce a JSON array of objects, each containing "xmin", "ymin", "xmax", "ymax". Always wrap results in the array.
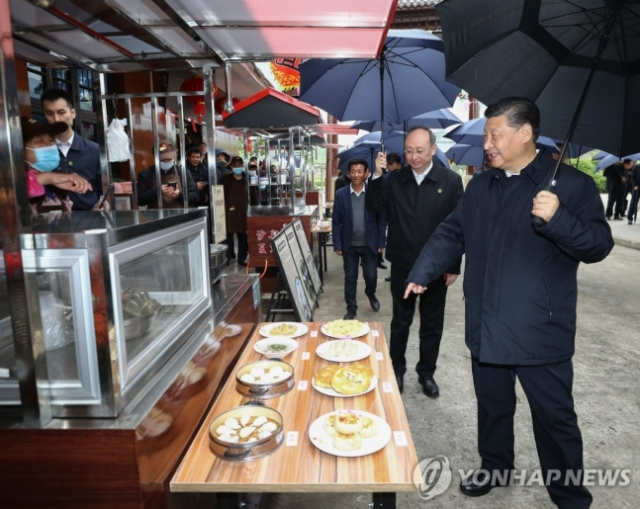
[
  {"xmin": 318, "ymin": 234, "xmax": 324, "ymax": 285},
  {"xmin": 322, "ymin": 232, "xmax": 328, "ymax": 272},
  {"xmin": 372, "ymin": 492, "xmax": 396, "ymax": 509}
]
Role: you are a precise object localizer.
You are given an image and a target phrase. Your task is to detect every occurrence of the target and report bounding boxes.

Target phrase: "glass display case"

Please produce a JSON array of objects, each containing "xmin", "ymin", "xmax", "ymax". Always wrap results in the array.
[{"xmin": 0, "ymin": 209, "xmax": 211, "ymax": 418}]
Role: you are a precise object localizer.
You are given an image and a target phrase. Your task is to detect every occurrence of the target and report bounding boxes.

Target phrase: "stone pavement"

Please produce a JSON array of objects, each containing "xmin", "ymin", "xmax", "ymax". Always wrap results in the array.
[{"xmin": 601, "ymin": 194, "xmax": 640, "ymax": 250}]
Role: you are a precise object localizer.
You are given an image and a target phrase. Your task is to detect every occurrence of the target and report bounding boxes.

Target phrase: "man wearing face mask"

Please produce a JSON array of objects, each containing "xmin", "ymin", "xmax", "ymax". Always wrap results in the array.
[
  {"xmin": 216, "ymin": 151, "xmax": 231, "ymax": 183},
  {"xmin": 22, "ymin": 117, "xmax": 92, "ymax": 205},
  {"xmin": 222, "ymin": 157, "xmax": 258, "ymax": 264},
  {"xmin": 137, "ymin": 140, "xmax": 200, "ymax": 209},
  {"xmin": 41, "ymin": 88, "xmax": 101, "ymax": 210}
]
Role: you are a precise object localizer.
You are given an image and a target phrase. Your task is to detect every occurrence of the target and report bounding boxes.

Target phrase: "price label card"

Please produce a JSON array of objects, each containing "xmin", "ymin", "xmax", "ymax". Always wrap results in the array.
[
  {"xmin": 297, "ymin": 380, "xmax": 308, "ymax": 391},
  {"xmin": 372, "ymin": 330, "xmax": 380, "ymax": 337},
  {"xmin": 286, "ymin": 431, "xmax": 299, "ymax": 446},
  {"xmin": 0, "ymin": 368, "xmax": 9, "ymax": 379},
  {"xmin": 310, "ymin": 331, "xmax": 318, "ymax": 338},
  {"xmin": 302, "ymin": 352, "xmax": 311, "ymax": 360},
  {"xmin": 382, "ymin": 382, "xmax": 393, "ymax": 393},
  {"xmin": 375, "ymin": 351, "xmax": 384, "ymax": 361},
  {"xmin": 394, "ymin": 431, "xmax": 408, "ymax": 447}
]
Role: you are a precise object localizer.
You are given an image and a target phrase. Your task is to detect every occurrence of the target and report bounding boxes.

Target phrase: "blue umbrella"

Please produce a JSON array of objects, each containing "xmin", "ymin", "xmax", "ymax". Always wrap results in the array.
[
  {"xmin": 595, "ymin": 153, "xmax": 640, "ymax": 172},
  {"xmin": 300, "ymin": 30, "xmax": 460, "ymax": 150},
  {"xmin": 338, "ymin": 134, "xmax": 450, "ymax": 173},
  {"xmin": 447, "ymin": 117, "xmax": 561, "ymax": 154},
  {"xmin": 552, "ymin": 140, "xmax": 593, "ymax": 159},
  {"xmin": 446, "ymin": 144, "xmax": 485, "ymax": 167},
  {"xmin": 351, "ymin": 108, "xmax": 462, "ymax": 133},
  {"xmin": 592, "ymin": 150, "xmax": 610, "ymax": 161}
]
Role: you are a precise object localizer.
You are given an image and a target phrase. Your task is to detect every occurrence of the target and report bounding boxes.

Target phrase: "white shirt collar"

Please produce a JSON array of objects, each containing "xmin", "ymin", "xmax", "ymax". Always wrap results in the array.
[
  {"xmin": 349, "ymin": 184, "xmax": 365, "ymax": 196},
  {"xmin": 55, "ymin": 131, "xmax": 74, "ymax": 156},
  {"xmin": 412, "ymin": 161, "xmax": 434, "ymax": 184}
]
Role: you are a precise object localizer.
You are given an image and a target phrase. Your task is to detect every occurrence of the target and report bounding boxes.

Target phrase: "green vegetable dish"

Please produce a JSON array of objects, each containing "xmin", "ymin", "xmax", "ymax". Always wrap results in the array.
[{"xmin": 264, "ymin": 343, "xmax": 290, "ymax": 353}]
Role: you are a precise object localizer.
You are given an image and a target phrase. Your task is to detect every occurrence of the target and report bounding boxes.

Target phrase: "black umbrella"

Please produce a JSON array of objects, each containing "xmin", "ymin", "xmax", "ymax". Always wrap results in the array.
[
  {"xmin": 437, "ymin": 0, "xmax": 640, "ymax": 225},
  {"xmin": 436, "ymin": 0, "xmax": 640, "ymax": 160}
]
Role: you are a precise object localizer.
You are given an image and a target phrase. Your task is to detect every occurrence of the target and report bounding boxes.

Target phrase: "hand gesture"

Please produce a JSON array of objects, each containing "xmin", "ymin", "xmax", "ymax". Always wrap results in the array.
[
  {"xmin": 404, "ymin": 282, "xmax": 427, "ymax": 299},
  {"xmin": 37, "ymin": 172, "xmax": 92, "ymax": 194}
]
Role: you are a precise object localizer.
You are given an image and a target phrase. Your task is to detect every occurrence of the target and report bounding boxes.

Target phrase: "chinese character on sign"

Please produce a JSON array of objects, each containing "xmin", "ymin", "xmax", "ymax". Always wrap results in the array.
[
  {"xmin": 256, "ymin": 229, "xmax": 267, "ymax": 241},
  {"xmin": 269, "ymin": 229, "xmax": 278, "ymax": 239},
  {"xmin": 258, "ymin": 243, "xmax": 267, "ymax": 254}
]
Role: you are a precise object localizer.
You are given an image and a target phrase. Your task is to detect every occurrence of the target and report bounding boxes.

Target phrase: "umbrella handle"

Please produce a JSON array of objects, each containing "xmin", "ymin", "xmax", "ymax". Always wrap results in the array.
[{"xmin": 531, "ymin": 179, "xmax": 557, "ymax": 228}]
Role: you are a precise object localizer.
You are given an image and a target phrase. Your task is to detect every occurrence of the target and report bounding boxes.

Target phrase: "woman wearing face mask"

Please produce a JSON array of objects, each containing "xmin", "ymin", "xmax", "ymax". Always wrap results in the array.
[
  {"xmin": 22, "ymin": 117, "xmax": 92, "ymax": 207},
  {"xmin": 137, "ymin": 139, "xmax": 201, "ymax": 209},
  {"xmin": 221, "ymin": 157, "xmax": 258, "ymax": 265}
]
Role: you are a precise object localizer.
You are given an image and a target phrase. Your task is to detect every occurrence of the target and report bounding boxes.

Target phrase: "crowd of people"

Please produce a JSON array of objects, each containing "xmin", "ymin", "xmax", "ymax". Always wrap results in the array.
[{"xmin": 603, "ymin": 158, "xmax": 640, "ymax": 224}]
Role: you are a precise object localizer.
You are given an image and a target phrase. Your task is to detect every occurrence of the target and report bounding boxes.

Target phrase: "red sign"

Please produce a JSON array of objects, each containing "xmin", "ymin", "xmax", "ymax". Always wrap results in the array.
[{"xmin": 270, "ymin": 58, "xmax": 302, "ymax": 91}]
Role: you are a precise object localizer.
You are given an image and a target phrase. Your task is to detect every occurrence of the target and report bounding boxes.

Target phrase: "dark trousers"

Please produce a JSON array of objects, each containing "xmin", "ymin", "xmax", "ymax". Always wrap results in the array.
[
  {"xmin": 225, "ymin": 232, "xmax": 248, "ymax": 262},
  {"xmin": 605, "ymin": 187, "xmax": 625, "ymax": 218},
  {"xmin": 627, "ymin": 188, "xmax": 639, "ymax": 221},
  {"xmin": 472, "ymin": 357, "xmax": 593, "ymax": 509},
  {"xmin": 389, "ymin": 264, "xmax": 447, "ymax": 379},
  {"xmin": 342, "ymin": 245, "xmax": 377, "ymax": 312}
]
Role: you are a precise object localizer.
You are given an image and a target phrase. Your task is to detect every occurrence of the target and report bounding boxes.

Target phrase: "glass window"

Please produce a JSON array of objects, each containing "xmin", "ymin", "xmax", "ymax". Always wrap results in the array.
[
  {"xmin": 51, "ymin": 68, "xmax": 70, "ymax": 81},
  {"xmin": 82, "ymin": 122, "xmax": 96, "ymax": 141},
  {"xmin": 52, "ymin": 80, "xmax": 70, "ymax": 91},
  {"xmin": 27, "ymin": 63, "xmax": 42, "ymax": 72},
  {"xmin": 28, "ymin": 71, "xmax": 44, "ymax": 99},
  {"xmin": 79, "ymin": 87, "xmax": 94, "ymax": 111}
]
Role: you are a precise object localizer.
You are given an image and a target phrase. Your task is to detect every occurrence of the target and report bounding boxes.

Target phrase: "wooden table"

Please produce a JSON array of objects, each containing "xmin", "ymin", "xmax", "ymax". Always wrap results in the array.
[{"xmin": 171, "ymin": 322, "xmax": 419, "ymax": 509}]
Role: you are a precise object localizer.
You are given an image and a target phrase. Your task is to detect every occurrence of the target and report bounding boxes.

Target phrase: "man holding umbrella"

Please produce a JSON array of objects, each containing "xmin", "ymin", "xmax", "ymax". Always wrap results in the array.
[
  {"xmin": 405, "ymin": 98, "xmax": 613, "ymax": 508},
  {"xmin": 367, "ymin": 126, "xmax": 464, "ymax": 397}
]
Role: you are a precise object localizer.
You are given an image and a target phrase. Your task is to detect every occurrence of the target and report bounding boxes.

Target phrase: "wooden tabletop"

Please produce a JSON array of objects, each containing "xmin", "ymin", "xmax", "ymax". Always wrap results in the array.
[{"xmin": 171, "ymin": 322, "xmax": 419, "ymax": 493}]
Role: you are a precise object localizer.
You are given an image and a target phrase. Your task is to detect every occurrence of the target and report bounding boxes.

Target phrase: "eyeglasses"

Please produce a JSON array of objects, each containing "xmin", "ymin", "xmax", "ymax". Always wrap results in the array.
[{"xmin": 404, "ymin": 145, "xmax": 434, "ymax": 157}]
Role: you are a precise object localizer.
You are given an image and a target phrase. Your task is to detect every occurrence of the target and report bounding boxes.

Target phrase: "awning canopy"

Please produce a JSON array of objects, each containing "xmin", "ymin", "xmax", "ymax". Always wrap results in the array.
[
  {"xmin": 10, "ymin": 0, "xmax": 399, "ymax": 72},
  {"xmin": 222, "ymin": 89, "xmax": 320, "ymax": 129}
]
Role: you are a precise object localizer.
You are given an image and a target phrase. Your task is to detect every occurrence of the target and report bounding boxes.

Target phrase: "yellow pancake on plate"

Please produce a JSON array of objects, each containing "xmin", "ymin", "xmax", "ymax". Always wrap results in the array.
[
  {"xmin": 313, "ymin": 365, "xmax": 341, "ymax": 388},
  {"xmin": 331, "ymin": 367, "xmax": 372, "ymax": 395}
]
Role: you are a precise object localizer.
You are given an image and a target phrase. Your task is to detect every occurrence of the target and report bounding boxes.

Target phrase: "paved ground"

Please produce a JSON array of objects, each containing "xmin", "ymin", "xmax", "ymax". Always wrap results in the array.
[
  {"xmin": 262, "ymin": 220, "xmax": 640, "ymax": 509},
  {"xmin": 600, "ymin": 193, "xmax": 640, "ymax": 250}
]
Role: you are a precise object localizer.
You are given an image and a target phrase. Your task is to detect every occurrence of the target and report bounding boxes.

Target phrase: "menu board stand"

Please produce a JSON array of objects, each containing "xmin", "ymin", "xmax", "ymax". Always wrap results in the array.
[
  {"xmin": 270, "ymin": 223, "xmax": 319, "ymax": 322},
  {"xmin": 264, "ymin": 271, "xmax": 295, "ymax": 322}
]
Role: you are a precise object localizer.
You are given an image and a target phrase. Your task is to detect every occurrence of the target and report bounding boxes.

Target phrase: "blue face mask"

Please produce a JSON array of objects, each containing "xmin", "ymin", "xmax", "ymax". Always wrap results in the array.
[
  {"xmin": 232, "ymin": 167, "xmax": 244, "ymax": 175},
  {"xmin": 160, "ymin": 161, "xmax": 174, "ymax": 171},
  {"xmin": 27, "ymin": 145, "xmax": 60, "ymax": 172}
]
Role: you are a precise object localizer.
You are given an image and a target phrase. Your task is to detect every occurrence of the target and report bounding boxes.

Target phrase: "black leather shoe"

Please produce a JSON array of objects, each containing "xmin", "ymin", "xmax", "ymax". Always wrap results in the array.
[
  {"xmin": 384, "ymin": 276, "xmax": 391, "ymax": 282},
  {"xmin": 460, "ymin": 470, "xmax": 509, "ymax": 497},
  {"xmin": 395, "ymin": 374, "xmax": 404, "ymax": 394},
  {"xmin": 378, "ymin": 262, "xmax": 388, "ymax": 269},
  {"xmin": 418, "ymin": 376, "xmax": 439, "ymax": 398},
  {"xmin": 344, "ymin": 310, "xmax": 356, "ymax": 320},
  {"xmin": 369, "ymin": 296, "xmax": 380, "ymax": 312}
]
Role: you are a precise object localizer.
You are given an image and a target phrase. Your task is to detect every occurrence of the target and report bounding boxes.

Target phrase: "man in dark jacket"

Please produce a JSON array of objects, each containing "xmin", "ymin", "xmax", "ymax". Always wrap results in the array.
[
  {"xmin": 627, "ymin": 162, "xmax": 640, "ymax": 224},
  {"xmin": 366, "ymin": 126, "xmax": 464, "ymax": 397},
  {"xmin": 405, "ymin": 97, "xmax": 613, "ymax": 508},
  {"xmin": 333, "ymin": 159, "xmax": 386, "ymax": 319},
  {"xmin": 334, "ymin": 170, "xmax": 351, "ymax": 194},
  {"xmin": 603, "ymin": 159, "xmax": 632, "ymax": 220},
  {"xmin": 185, "ymin": 146, "xmax": 209, "ymax": 204},
  {"xmin": 41, "ymin": 88, "xmax": 101, "ymax": 210},
  {"xmin": 137, "ymin": 140, "xmax": 200, "ymax": 209}
]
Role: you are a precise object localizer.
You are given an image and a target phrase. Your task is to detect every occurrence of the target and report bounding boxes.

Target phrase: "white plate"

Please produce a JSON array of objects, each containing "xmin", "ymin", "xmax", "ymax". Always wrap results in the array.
[
  {"xmin": 308, "ymin": 410, "xmax": 391, "ymax": 458},
  {"xmin": 315, "ymin": 340, "xmax": 372, "ymax": 363},
  {"xmin": 254, "ymin": 337, "xmax": 299, "ymax": 359},
  {"xmin": 321, "ymin": 321, "xmax": 370, "ymax": 339},
  {"xmin": 259, "ymin": 322, "xmax": 309, "ymax": 339},
  {"xmin": 312, "ymin": 375, "xmax": 378, "ymax": 398}
]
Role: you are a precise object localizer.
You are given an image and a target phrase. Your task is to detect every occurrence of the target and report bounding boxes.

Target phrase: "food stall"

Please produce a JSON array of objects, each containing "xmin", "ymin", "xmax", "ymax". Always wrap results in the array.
[{"xmin": 222, "ymin": 89, "xmax": 325, "ymax": 290}]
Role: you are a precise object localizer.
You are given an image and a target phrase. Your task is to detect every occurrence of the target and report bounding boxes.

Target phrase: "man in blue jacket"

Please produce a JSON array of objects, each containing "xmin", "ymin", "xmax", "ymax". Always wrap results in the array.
[
  {"xmin": 405, "ymin": 98, "xmax": 613, "ymax": 508},
  {"xmin": 41, "ymin": 88, "xmax": 101, "ymax": 210},
  {"xmin": 333, "ymin": 159, "xmax": 386, "ymax": 320}
]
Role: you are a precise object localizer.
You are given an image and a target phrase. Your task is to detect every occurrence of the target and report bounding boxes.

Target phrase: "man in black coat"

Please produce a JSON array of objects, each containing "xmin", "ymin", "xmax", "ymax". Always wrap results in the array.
[
  {"xmin": 603, "ymin": 158, "xmax": 632, "ymax": 220},
  {"xmin": 405, "ymin": 98, "xmax": 613, "ymax": 508},
  {"xmin": 366, "ymin": 126, "xmax": 464, "ymax": 397},
  {"xmin": 626, "ymin": 162, "xmax": 640, "ymax": 224}
]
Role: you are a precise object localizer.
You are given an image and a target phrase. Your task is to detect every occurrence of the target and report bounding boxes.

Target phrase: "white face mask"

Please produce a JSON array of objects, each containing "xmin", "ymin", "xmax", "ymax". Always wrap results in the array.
[{"xmin": 160, "ymin": 161, "xmax": 174, "ymax": 171}]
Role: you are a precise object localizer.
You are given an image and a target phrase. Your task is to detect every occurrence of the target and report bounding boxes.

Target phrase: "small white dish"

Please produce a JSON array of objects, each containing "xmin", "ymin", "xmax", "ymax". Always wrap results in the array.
[{"xmin": 254, "ymin": 337, "xmax": 299, "ymax": 359}]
